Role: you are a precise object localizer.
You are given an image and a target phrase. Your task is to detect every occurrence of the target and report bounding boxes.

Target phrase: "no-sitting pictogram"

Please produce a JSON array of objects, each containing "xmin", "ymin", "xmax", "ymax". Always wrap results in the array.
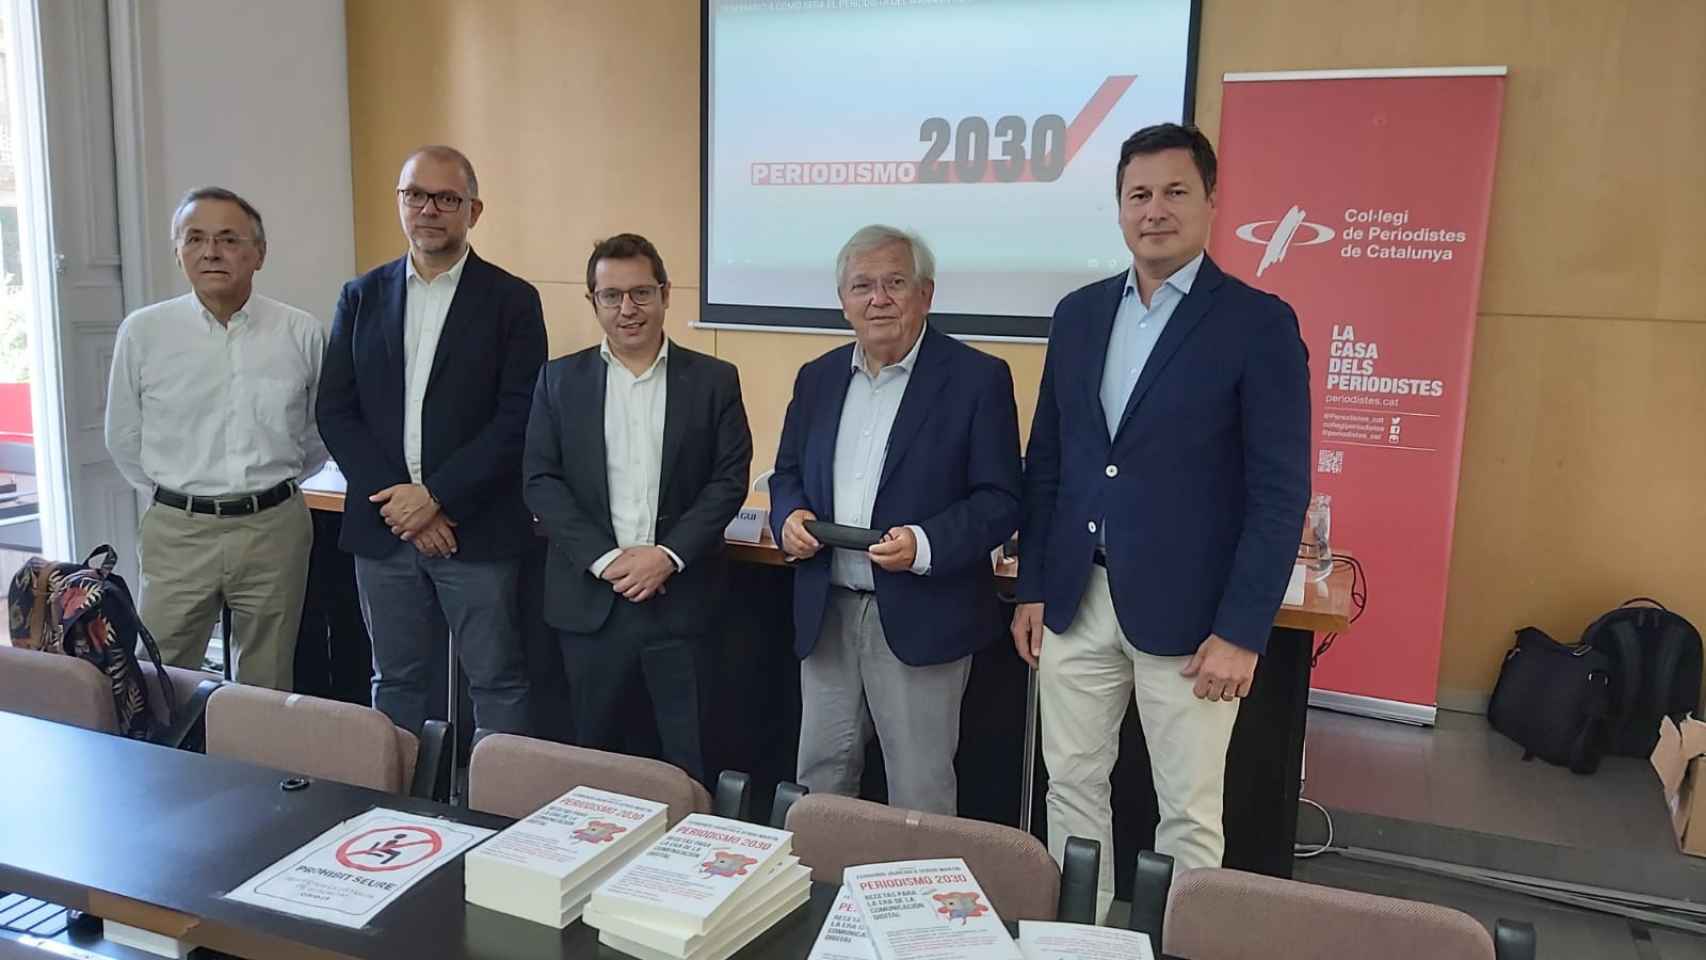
[{"xmin": 334, "ymin": 826, "xmax": 444, "ymax": 872}]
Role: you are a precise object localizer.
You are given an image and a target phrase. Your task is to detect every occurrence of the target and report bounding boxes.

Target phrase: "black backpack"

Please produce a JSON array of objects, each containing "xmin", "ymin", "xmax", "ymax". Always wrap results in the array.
[
  {"xmin": 1580, "ymin": 598, "xmax": 1703, "ymax": 757},
  {"xmin": 1486, "ymin": 627, "xmax": 1610, "ymax": 774}
]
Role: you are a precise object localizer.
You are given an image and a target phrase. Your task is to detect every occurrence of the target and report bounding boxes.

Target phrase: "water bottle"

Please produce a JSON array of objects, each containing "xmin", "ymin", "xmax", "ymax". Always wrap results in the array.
[{"xmin": 1303, "ymin": 493, "xmax": 1332, "ymax": 580}]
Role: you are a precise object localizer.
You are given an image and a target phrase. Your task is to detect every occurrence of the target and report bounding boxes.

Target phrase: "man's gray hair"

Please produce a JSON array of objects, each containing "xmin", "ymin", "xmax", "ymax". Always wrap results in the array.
[
  {"xmin": 169, "ymin": 186, "xmax": 265, "ymax": 247},
  {"xmin": 404, "ymin": 144, "xmax": 480, "ymax": 198},
  {"xmin": 835, "ymin": 224, "xmax": 936, "ymax": 289}
]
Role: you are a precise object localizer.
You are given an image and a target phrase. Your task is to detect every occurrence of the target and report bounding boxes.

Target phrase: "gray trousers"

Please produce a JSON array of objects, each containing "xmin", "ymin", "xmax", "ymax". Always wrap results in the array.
[
  {"xmin": 797, "ymin": 587, "xmax": 972, "ymax": 815},
  {"xmin": 354, "ymin": 542, "xmax": 531, "ymax": 736}
]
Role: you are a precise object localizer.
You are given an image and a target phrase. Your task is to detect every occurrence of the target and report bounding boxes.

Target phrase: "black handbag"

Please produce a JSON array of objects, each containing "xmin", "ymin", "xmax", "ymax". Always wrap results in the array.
[{"xmin": 1486, "ymin": 627, "xmax": 1610, "ymax": 774}]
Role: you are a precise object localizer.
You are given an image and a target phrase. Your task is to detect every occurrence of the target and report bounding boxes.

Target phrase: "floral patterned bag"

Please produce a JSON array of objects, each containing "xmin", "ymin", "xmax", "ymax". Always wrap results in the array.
[{"xmin": 7, "ymin": 545, "xmax": 175, "ymax": 739}]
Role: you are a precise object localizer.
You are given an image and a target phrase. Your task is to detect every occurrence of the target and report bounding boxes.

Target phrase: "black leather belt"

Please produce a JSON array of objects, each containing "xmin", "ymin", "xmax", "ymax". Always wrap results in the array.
[{"xmin": 154, "ymin": 479, "xmax": 296, "ymax": 517}]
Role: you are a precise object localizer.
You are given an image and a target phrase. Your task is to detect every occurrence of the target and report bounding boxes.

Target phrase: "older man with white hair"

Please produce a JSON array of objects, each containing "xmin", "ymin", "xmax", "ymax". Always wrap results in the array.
[{"xmin": 768, "ymin": 225, "xmax": 1022, "ymax": 814}]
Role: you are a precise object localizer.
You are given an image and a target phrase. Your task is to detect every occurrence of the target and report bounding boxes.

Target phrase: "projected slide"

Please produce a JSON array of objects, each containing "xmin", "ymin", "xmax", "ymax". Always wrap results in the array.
[{"xmin": 703, "ymin": 0, "xmax": 1199, "ymax": 338}]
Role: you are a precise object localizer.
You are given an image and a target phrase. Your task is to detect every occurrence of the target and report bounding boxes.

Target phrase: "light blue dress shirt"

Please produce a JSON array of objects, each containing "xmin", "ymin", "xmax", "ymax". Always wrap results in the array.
[
  {"xmin": 1097, "ymin": 253, "xmax": 1203, "ymax": 547},
  {"xmin": 1099, "ymin": 252, "xmax": 1205, "ymax": 436},
  {"xmin": 830, "ymin": 330, "xmax": 932, "ymax": 590}
]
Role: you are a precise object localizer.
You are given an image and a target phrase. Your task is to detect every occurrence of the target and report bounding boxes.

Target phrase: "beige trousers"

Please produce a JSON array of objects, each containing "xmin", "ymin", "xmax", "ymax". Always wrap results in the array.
[
  {"xmin": 138, "ymin": 493, "xmax": 312, "ymax": 690},
  {"xmin": 1038, "ymin": 564, "xmax": 1241, "ymax": 922}
]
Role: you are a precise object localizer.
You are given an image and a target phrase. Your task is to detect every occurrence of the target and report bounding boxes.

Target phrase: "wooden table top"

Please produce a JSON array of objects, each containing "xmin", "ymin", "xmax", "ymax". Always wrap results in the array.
[{"xmin": 301, "ymin": 479, "xmax": 1353, "ymax": 635}]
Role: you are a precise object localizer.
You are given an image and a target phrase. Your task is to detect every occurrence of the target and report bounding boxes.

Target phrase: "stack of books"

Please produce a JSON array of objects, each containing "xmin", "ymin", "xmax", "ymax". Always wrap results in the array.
[
  {"xmin": 463, "ymin": 786, "xmax": 669, "ymax": 928},
  {"xmin": 833, "ymin": 858, "xmax": 1023, "ymax": 960},
  {"xmin": 585, "ymin": 813, "xmax": 811, "ymax": 960}
]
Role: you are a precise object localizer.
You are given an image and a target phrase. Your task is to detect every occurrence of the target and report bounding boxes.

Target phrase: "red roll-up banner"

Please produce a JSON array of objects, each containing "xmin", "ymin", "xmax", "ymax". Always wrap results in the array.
[{"xmin": 1208, "ymin": 68, "xmax": 1506, "ymax": 720}]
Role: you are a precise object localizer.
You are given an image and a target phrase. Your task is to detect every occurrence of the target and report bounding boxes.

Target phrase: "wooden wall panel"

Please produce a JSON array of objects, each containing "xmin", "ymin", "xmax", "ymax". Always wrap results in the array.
[{"xmin": 346, "ymin": 0, "xmax": 1706, "ymax": 699}]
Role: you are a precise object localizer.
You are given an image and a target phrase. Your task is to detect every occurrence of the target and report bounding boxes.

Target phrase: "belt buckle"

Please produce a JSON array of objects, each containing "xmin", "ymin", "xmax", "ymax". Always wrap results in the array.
[
  {"xmin": 248, "ymin": 494, "xmax": 260, "ymax": 514},
  {"xmin": 213, "ymin": 497, "xmax": 226, "ymax": 518}
]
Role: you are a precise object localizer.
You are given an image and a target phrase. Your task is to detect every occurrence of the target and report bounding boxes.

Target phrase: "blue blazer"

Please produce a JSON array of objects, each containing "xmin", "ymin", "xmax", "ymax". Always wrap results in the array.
[
  {"xmin": 317, "ymin": 251, "xmax": 547, "ymax": 561},
  {"xmin": 769, "ymin": 327, "xmax": 1022, "ymax": 666},
  {"xmin": 1017, "ymin": 256, "xmax": 1310, "ymax": 656}
]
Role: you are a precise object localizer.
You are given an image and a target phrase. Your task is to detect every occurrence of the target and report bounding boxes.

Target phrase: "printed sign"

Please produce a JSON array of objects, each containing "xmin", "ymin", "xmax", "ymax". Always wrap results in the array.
[{"xmin": 226, "ymin": 808, "xmax": 492, "ymax": 929}]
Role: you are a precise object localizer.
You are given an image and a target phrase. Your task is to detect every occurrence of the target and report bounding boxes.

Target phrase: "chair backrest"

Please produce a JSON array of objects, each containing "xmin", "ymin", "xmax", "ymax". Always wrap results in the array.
[
  {"xmin": 204, "ymin": 685, "xmax": 412, "ymax": 793},
  {"xmin": 0, "ymin": 644, "xmax": 117, "ymax": 733},
  {"xmin": 784, "ymin": 793, "xmax": 1060, "ymax": 922},
  {"xmin": 467, "ymin": 734, "xmax": 710, "ymax": 824},
  {"xmin": 1165, "ymin": 868, "xmax": 1495, "ymax": 960},
  {"xmin": 136, "ymin": 662, "xmax": 216, "ymax": 729}
]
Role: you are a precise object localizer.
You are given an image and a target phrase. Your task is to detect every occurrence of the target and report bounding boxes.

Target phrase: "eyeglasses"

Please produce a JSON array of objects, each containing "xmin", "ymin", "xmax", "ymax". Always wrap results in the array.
[
  {"xmin": 397, "ymin": 187, "xmax": 468, "ymax": 213},
  {"xmin": 592, "ymin": 285, "xmax": 663, "ymax": 309},
  {"xmin": 179, "ymin": 231, "xmax": 253, "ymax": 252},
  {"xmin": 845, "ymin": 276, "xmax": 914, "ymax": 299}
]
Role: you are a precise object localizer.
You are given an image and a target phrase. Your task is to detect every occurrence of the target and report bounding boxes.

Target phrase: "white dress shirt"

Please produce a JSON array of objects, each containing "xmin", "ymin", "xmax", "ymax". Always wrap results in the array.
[
  {"xmin": 829, "ymin": 330, "xmax": 932, "ymax": 590},
  {"xmin": 105, "ymin": 291, "xmax": 328, "ymax": 496},
  {"xmin": 588, "ymin": 339, "xmax": 685, "ymax": 577},
  {"xmin": 402, "ymin": 247, "xmax": 470, "ymax": 484}
]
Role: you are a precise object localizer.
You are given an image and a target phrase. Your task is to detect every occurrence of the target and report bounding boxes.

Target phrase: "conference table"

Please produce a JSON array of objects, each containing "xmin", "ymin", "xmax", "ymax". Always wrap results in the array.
[
  {"xmin": 0, "ymin": 711, "xmax": 1188, "ymax": 960},
  {"xmin": 297, "ymin": 472, "xmax": 1353, "ymax": 894}
]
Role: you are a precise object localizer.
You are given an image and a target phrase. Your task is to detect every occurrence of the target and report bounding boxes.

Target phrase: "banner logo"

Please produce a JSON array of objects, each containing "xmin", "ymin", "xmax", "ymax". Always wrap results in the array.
[{"xmin": 1233, "ymin": 205, "xmax": 1336, "ymax": 276}]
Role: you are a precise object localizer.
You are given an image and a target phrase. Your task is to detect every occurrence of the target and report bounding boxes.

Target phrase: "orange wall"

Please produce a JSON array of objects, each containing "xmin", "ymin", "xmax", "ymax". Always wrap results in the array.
[{"xmin": 345, "ymin": 0, "xmax": 1706, "ymax": 705}]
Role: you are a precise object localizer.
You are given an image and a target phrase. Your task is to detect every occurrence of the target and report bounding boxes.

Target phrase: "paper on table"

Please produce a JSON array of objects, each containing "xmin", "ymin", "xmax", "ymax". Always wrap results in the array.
[
  {"xmin": 1283, "ymin": 562, "xmax": 1306, "ymax": 607},
  {"xmin": 225, "ymin": 807, "xmax": 492, "ymax": 929},
  {"xmin": 1017, "ymin": 921, "xmax": 1155, "ymax": 960}
]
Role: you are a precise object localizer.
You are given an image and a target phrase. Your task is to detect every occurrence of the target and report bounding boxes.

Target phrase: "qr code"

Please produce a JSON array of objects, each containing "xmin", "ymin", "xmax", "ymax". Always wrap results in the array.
[{"xmin": 1317, "ymin": 449, "xmax": 1344, "ymax": 474}]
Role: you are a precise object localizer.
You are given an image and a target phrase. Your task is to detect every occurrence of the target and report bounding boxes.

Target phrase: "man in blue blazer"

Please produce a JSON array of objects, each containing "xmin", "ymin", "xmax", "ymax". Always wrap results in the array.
[
  {"xmin": 318, "ymin": 145, "xmax": 546, "ymax": 736},
  {"xmin": 1013, "ymin": 125, "xmax": 1310, "ymax": 917},
  {"xmin": 770, "ymin": 225, "xmax": 1022, "ymax": 815}
]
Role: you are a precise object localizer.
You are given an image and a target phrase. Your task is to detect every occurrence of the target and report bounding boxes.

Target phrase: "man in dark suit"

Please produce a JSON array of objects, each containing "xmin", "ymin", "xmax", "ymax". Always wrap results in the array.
[
  {"xmin": 318, "ymin": 145, "xmax": 546, "ymax": 736},
  {"xmin": 1013, "ymin": 124, "xmax": 1311, "ymax": 918},
  {"xmin": 770, "ymin": 225, "xmax": 1022, "ymax": 815},
  {"xmin": 523, "ymin": 234, "xmax": 751, "ymax": 783}
]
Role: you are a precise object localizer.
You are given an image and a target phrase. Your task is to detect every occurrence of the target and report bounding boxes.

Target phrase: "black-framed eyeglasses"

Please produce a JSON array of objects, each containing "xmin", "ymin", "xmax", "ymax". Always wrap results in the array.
[
  {"xmin": 592, "ymin": 285, "xmax": 663, "ymax": 309},
  {"xmin": 397, "ymin": 187, "xmax": 468, "ymax": 213}
]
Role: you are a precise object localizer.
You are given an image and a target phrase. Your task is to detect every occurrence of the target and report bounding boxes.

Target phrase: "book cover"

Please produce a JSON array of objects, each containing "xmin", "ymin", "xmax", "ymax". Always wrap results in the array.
[
  {"xmin": 588, "ymin": 814, "xmax": 795, "ymax": 935},
  {"xmin": 588, "ymin": 860, "xmax": 810, "ymax": 959},
  {"xmin": 464, "ymin": 785, "xmax": 668, "ymax": 888},
  {"xmin": 844, "ymin": 859, "xmax": 1022, "ymax": 960},
  {"xmin": 806, "ymin": 886, "xmax": 876, "ymax": 960}
]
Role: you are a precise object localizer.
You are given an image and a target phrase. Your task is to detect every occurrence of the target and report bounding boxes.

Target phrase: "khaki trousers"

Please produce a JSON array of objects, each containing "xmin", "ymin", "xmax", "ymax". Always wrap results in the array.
[
  {"xmin": 1038, "ymin": 565, "xmax": 1241, "ymax": 922},
  {"xmin": 138, "ymin": 492, "xmax": 312, "ymax": 690}
]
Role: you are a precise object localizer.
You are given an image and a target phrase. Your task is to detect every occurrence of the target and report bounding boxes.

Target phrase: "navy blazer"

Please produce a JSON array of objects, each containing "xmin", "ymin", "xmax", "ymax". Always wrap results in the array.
[
  {"xmin": 522, "ymin": 343, "xmax": 752, "ymax": 635},
  {"xmin": 769, "ymin": 327, "xmax": 1023, "ymax": 666},
  {"xmin": 1017, "ymin": 255, "xmax": 1311, "ymax": 656},
  {"xmin": 317, "ymin": 250, "xmax": 547, "ymax": 561}
]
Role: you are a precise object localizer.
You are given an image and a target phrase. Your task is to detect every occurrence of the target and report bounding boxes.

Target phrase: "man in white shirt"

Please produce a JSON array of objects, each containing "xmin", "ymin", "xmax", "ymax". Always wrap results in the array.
[
  {"xmin": 317, "ymin": 146, "xmax": 546, "ymax": 735},
  {"xmin": 523, "ymin": 234, "xmax": 751, "ymax": 783},
  {"xmin": 105, "ymin": 187, "xmax": 326, "ymax": 690}
]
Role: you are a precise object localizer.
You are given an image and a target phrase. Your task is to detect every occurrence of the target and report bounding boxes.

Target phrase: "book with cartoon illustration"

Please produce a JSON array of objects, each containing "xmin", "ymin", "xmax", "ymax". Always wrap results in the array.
[
  {"xmin": 844, "ymin": 858, "xmax": 1022, "ymax": 960},
  {"xmin": 1017, "ymin": 921, "xmax": 1155, "ymax": 960},
  {"xmin": 463, "ymin": 785, "xmax": 668, "ymax": 927},
  {"xmin": 806, "ymin": 886, "xmax": 877, "ymax": 960},
  {"xmin": 585, "ymin": 813, "xmax": 806, "ymax": 951}
]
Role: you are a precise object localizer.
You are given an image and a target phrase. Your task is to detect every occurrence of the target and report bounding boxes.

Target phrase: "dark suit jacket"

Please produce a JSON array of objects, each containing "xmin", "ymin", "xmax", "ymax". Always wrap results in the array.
[
  {"xmin": 522, "ymin": 342, "xmax": 752, "ymax": 635},
  {"xmin": 768, "ymin": 326, "xmax": 1022, "ymax": 666},
  {"xmin": 317, "ymin": 250, "xmax": 547, "ymax": 561},
  {"xmin": 1017, "ymin": 255, "xmax": 1311, "ymax": 656}
]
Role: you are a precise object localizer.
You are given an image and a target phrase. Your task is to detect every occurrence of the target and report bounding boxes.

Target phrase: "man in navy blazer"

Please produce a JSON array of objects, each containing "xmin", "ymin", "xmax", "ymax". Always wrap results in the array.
[
  {"xmin": 318, "ymin": 145, "xmax": 546, "ymax": 736},
  {"xmin": 1013, "ymin": 125, "xmax": 1310, "ymax": 918},
  {"xmin": 769, "ymin": 225, "xmax": 1022, "ymax": 815}
]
